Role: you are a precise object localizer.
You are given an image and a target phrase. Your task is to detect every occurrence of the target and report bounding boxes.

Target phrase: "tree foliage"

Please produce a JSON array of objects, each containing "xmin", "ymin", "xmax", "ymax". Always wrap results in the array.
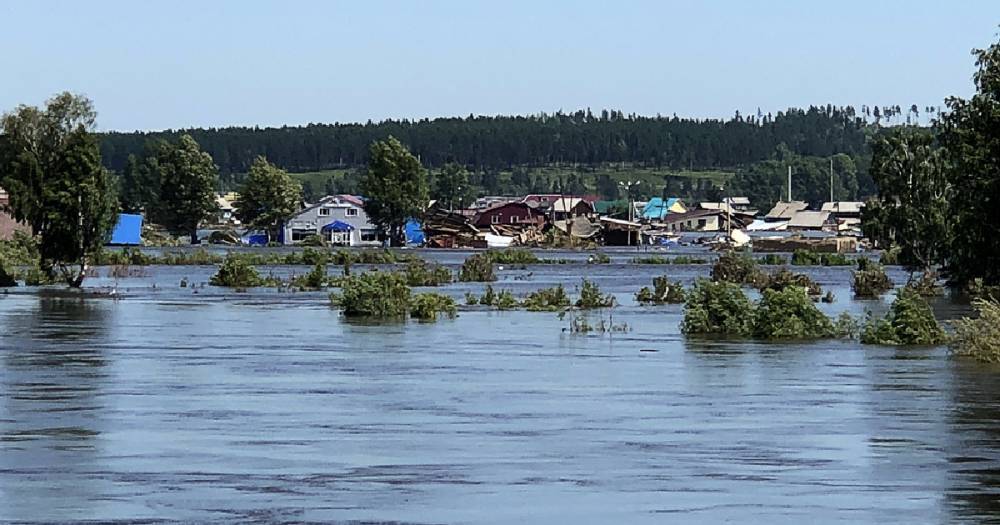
[
  {"xmin": 938, "ymin": 38, "xmax": 1000, "ymax": 286},
  {"xmin": 235, "ymin": 156, "xmax": 302, "ymax": 240},
  {"xmin": 0, "ymin": 92, "xmax": 118, "ymax": 286},
  {"xmin": 861, "ymin": 127, "xmax": 950, "ymax": 272},
  {"xmin": 141, "ymin": 134, "xmax": 219, "ymax": 242},
  {"xmin": 433, "ymin": 162, "xmax": 472, "ymax": 210},
  {"xmin": 360, "ymin": 136, "xmax": 429, "ymax": 245}
]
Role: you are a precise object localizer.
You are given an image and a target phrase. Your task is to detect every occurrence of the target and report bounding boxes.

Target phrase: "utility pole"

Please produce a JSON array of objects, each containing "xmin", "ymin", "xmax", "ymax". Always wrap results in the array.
[
  {"xmin": 787, "ymin": 165, "xmax": 792, "ymax": 202},
  {"xmin": 829, "ymin": 157, "xmax": 834, "ymax": 203}
]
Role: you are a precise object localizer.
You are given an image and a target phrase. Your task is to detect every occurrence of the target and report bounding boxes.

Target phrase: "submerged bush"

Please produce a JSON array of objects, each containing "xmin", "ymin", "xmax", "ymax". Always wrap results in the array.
[
  {"xmin": 409, "ymin": 292, "xmax": 458, "ymax": 322},
  {"xmin": 632, "ymin": 255, "xmax": 709, "ymax": 265},
  {"xmin": 210, "ymin": 255, "xmax": 265, "ymax": 288},
  {"xmin": 523, "ymin": 285, "xmax": 571, "ymax": 311},
  {"xmin": 486, "ymin": 248, "xmax": 540, "ymax": 265},
  {"xmin": 635, "ymin": 276, "xmax": 686, "ymax": 304},
  {"xmin": 711, "ymin": 251, "xmax": 763, "ymax": 285},
  {"xmin": 494, "ymin": 289, "xmax": 518, "ymax": 310},
  {"xmin": 459, "ymin": 253, "xmax": 496, "ymax": 282},
  {"xmin": 906, "ymin": 271, "xmax": 944, "ymax": 297},
  {"xmin": 852, "ymin": 258, "xmax": 893, "ymax": 298},
  {"xmin": 758, "ymin": 268, "xmax": 822, "ymax": 296},
  {"xmin": 681, "ymin": 279, "xmax": 755, "ymax": 337},
  {"xmin": 791, "ymin": 250, "xmax": 852, "ymax": 266},
  {"xmin": 337, "ymin": 271, "xmax": 411, "ymax": 318},
  {"xmin": 757, "ymin": 254, "xmax": 788, "ymax": 265},
  {"xmin": 860, "ymin": 288, "xmax": 946, "ymax": 345},
  {"xmin": 401, "ymin": 260, "xmax": 453, "ymax": 286},
  {"xmin": 951, "ymin": 298, "xmax": 1000, "ymax": 362},
  {"xmin": 966, "ymin": 278, "xmax": 1000, "ymax": 302},
  {"xmin": 291, "ymin": 262, "xmax": 328, "ymax": 289},
  {"xmin": 576, "ymin": 279, "xmax": 615, "ymax": 309},
  {"xmin": 753, "ymin": 286, "xmax": 835, "ymax": 339},
  {"xmin": 879, "ymin": 245, "xmax": 901, "ymax": 266}
]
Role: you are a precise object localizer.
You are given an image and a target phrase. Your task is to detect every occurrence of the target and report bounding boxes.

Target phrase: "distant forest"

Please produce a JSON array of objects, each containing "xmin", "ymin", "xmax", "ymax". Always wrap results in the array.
[{"xmin": 99, "ymin": 105, "xmax": 932, "ymax": 210}]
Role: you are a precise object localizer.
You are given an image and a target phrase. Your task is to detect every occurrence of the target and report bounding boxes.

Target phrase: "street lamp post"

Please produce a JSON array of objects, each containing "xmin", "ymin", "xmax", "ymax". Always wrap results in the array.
[{"xmin": 619, "ymin": 180, "xmax": 639, "ymax": 246}]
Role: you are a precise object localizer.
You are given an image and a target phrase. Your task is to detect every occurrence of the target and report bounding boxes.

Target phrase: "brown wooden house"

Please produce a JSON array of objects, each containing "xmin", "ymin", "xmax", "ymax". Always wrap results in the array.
[{"xmin": 473, "ymin": 202, "xmax": 545, "ymax": 228}]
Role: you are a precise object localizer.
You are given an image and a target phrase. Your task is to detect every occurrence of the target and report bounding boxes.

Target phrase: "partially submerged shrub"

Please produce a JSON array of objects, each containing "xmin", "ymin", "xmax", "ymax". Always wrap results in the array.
[
  {"xmin": 567, "ymin": 314, "xmax": 629, "ymax": 333},
  {"xmin": 487, "ymin": 248, "xmax": 540, "ymax": 265},
  {"xmin": 401, "ymin": 260, "xmax": 452, "ymax": 286},
  {"xmin": 464, "ymin": 292, "xmax": 479, "ymax": 305},
  {"xmin": 291, "ymin": 262, "xmax": 328, "ymax": 289},
  {"xmin": 337, "ymin": 271, "xmax": 411, "ymax": 318},
  {"xmin": 210, "ymin": 255, "xmax": 264, "ymax": 288},
  {"xmin": 635, "ymin": 276, "xmax": 686, "ymax": 304},
  {"xmin": 479, "ymin": 284, "xmax": 498, "ymax": 306},
  {"xmin": 758, "ymin": 268, "xmax": 822, "ymax": 296},
  {"xmin": 906, "ymin": 271, "xmax": 944, "ymax": 297},
  {"xmin": 951, "ymin": 298, "xmax": 1000, "ymax": 362},
  {"xmin": 852, "ymin": 258, "xmax": 893, "ymax": 298},
  {"xmin": 753, "ymin": 286, "xmax": 834, "ymax": 339},
  {"xmin": 791, "ymin": 250, "xmax": 852, "ymax": 266},
  {"xmin": 681, "ymin": 279, "xmax": 755, "ymax": 337},
  {"xmin": 757, "ymin": 254, "xmax": 788, "ymax": 265},
  {"xmin": 879, "ymin": 245, "xmax": 901, "ymax": 266},
  {"xmin": 632, "ymin": 255, "xmax": 708, "ymax": 265},
  {"xmin": 523, "ymin": 285, "xmax": 571, "ymax": 311},
  {"xmin": 459, "ymin": 253, "xmax": 496, "ymax": 282},
  {"xmin": 966, "ymin": 278, "xmax": 1000, "ymax": 302},
  {"xmin": 494, "ymin": 289, "xmax": 518, "ymax": 310},
  {"xmin": 576, "ymin": 279, "xmax": 615, "ymax": 309},
  {"xmin": 711, "ymin": 251, "xmax": 764, "ymax": 285},
  {"xmin": 860, "ymin": 288, "xmax": 946, "ymax": 345},
  {"xmin": 409, "ymin": 292, "xmax": 458, "ymax": 322}
]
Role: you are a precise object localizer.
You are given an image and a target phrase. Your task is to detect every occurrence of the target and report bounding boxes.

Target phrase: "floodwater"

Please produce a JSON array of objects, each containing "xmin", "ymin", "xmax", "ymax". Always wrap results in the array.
[{"xmin": 2, "ymin": 248, "xmax": 1000, "ymax": 523}]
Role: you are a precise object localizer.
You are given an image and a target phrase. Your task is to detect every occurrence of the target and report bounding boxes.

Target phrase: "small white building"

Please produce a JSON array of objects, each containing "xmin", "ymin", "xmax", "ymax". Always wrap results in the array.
[{"xmin": 282, "ymin": 195, "xmax": 380, "ymax": 246}]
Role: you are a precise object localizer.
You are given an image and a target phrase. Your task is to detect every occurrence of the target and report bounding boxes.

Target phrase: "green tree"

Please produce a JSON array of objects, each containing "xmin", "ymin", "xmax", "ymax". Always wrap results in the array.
[
  {"xmin": 118, "ymin": 153, "xmax": 158, "ymax": 213},
  {"xmin": 144, "ymin": 134, "xmax": 219, "ymax": 243},
  {"xmin": 939, "ymin": 36, "xmax": 1000, "ymax": 285},
  {"xmin": 234, "ymin": 156, "xmax": 302, "ymax": 241},
  {"xmin": 433, "ymin": 162, "xmax": 471, "ymax": 210},
  {"xmin": 0, "ymin": 92, "xmax": 118, "ymax": 286},
  {"xmin": 861, "ymin": 128, "xmax": 951, "ymax": 273},
  {"xmin": 360, "ymin": 136, "xmax": 429, "ymax": 245}
]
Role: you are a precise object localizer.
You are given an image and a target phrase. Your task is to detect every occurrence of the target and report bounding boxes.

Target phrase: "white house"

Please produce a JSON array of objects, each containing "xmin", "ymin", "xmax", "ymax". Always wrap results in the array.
[{"xmin": 282, "ymin": 195, "xmax": 380, "ymax": 246}]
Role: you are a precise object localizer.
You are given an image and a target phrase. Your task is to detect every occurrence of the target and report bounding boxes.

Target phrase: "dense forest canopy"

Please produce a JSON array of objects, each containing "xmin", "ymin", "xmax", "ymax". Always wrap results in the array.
[{"xmin": 98, "ymin": 104, "xmax": 927, "ymax": 209}]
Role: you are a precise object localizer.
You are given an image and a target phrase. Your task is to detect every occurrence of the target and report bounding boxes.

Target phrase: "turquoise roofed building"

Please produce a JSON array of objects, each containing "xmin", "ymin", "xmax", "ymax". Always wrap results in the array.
[{"xmin": 641, "ymin": 197, "xmax": 687, "ymax": 220}]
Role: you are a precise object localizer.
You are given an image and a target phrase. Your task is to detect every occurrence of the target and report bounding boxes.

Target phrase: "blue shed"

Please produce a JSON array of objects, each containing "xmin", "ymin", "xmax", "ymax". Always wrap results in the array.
[
  {"xmin": 108, "ymin": 213, "xmax": 143, "ymax": 245},
  {"xmin": 405, "ymin": 219, "xmax": 425, "ymax": 245}
]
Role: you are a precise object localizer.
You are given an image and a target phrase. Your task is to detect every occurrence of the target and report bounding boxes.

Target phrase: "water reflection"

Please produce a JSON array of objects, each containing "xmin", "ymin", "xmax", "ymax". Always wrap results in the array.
[
  {"xmin": 946, "ymin": 363, "xmax": 1000, "ymax": 522},
  {"xmin": 0, "ymin": 296, "xmax": 113, "ymax": 520}
]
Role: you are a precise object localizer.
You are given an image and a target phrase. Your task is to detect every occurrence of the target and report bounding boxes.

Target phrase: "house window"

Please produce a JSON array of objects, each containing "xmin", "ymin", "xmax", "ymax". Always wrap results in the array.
[
  {"xmin": 510, "ymin": 216, "xmax": 517, "ymax": 224},
  {"xmin": 491, "ymin": 215, "xmax": 500, "ymax": 224},
  {"xmin": 291, "ymin": 229, "xmax": 315, "ymax": 242},
  {"xmin": 346, "ymin": 208, "xmax": 359, "ymax": 217},
  {"xmin": 318, "ymin": 207, "xmax": 330, "ymax": 216},
  {"xmin": 361, "ymin": 229, "xmax": 379, "ymax": 242}
]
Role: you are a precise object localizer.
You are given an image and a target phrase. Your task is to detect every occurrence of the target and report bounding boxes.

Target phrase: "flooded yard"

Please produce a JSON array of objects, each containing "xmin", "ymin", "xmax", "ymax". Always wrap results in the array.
[{"xmin": 2, "ymin": 248, "xmax": 1000, "ymax": 523}]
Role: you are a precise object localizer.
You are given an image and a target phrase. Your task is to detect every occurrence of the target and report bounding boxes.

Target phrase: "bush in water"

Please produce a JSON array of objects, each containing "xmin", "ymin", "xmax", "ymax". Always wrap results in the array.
[
  {"xmin": 576, "ymin": 279, "xmax": 615, "ymax": 309},
  {"xmin": 409, "ymin": 292, "xmax": 458, "ymax": 322},
  {"xmin": 951, "ymin": 298, "xmax": 1000, "ymax": 362},
  {"xmin": 758, "ymin": 268, "xmax": 822, "ymax": 297},
  {"xmin": 711, "ymin": 251, "xmax": 764, "ymax": 285},
  {"xmin": 459, "ymin": 253, "xmax": 496, "ymax": 282},
  {"xmin": 681, "ymin": 279, "xmax": 756, "ymax": 337},
  {"xmin": 852, "ymin": 258, "xmax": 894, "ymax": 298},
  {"xmin": 336, "ymin": 271, "xmax": 412, "ymax": 318},
  {"xmin": 753, "ymin": 286, "xmax": 835, "ymax": 339},
  {"xmin": 860, "ymin": 288, "xmax": 946, "ymax": 345},
  {"xmin": 210, "ymin": 255, "xmax": 265, "ymax": 288},
  {"xmin": 401, "ymin": 260, "xmax": 453, "ymax": 286},
  {"xmin": 635, "ymin": 276, "xmax": 686, "ymax": 304},
  {"xmin": 522, "ymin": 284, "xmax": 571, "ymax": 311}
]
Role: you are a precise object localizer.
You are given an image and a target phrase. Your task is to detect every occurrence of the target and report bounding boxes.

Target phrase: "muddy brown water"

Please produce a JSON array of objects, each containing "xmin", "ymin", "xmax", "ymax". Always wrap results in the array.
[{"xmin": 2, "ymin": 248, "xmax": 999, "ymax": 523}]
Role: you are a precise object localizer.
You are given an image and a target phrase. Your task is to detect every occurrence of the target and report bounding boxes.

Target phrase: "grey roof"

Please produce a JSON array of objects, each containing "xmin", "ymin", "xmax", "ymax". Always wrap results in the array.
[
  {"xmin": 765, "ymin": 201, "xmax": 809, "ymax": 220},
  {"xmin": 787, "ymin": 210, "xmax": 831, "ymax": 229},
  {"xmin": 820, "ymin": 201, "xmax": 865, "ymax": 214}
]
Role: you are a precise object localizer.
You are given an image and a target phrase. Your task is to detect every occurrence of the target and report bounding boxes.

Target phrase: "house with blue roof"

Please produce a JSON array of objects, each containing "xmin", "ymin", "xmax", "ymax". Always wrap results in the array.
[{"xmin": 641, "ymin": 197, "xmax": 687, "ymax": 221}]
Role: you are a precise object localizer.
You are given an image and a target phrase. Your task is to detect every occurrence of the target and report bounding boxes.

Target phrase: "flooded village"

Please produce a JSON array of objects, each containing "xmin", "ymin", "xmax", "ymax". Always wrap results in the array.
[{"xmin": 4, "ymin": 3, "xmax": 1000, "ymax": 523}]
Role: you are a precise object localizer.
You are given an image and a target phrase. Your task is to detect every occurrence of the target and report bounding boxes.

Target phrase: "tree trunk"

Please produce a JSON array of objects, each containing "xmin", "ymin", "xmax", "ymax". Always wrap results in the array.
[
  {"xmin": 190, "ymin": 229, "xmax": 199, "ymax": 245},
  {"xmin": 68, "ymin": 261, "xmax": 87, "ymax": 288}
]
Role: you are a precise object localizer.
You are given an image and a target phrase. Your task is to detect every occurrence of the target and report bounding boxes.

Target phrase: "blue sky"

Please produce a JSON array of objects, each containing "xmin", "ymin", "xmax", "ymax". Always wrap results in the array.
[{"xmin": 2, "ymin": 0, "xmax": 998, "ymax": 131}]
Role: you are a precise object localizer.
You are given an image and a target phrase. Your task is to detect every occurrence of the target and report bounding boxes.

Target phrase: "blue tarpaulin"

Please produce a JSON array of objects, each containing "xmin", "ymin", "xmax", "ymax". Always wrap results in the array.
[
  {"xmin": 321, "ymin": 220, "xmax": 355, "ymax": 233},
  {"xmin": 108, "ymin": 213, "xmax": 143, "ymax": 245},
  {"xmin": 244, "ymin": 233, "xmax": 269, "ymax": 246},
  {"xmin": 405, "ymin": 219, "xmax": 424, "ymax": 245}
]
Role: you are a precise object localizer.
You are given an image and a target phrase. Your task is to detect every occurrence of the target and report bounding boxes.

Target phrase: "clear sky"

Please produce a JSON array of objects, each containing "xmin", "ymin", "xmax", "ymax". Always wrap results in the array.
[{"xmin": 2, "ymin": 0, "xmax": 998, "ymax": 131}]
